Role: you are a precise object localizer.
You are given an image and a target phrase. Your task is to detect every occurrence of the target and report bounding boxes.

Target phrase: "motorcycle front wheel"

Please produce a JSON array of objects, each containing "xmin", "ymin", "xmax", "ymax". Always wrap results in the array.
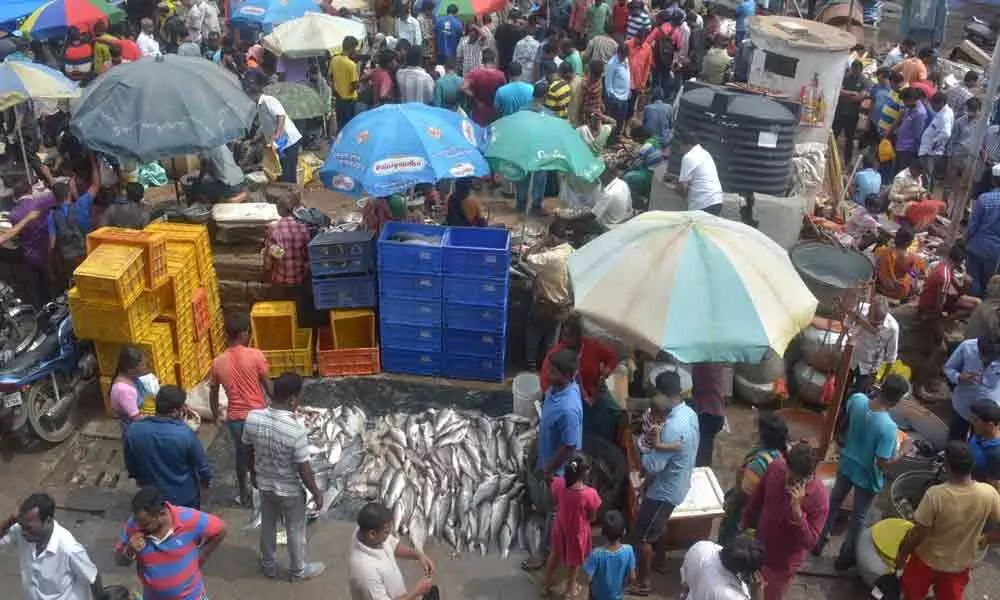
[{"xmin": 25, "ymin": 375, "xmax": 78, "ymax": 444}]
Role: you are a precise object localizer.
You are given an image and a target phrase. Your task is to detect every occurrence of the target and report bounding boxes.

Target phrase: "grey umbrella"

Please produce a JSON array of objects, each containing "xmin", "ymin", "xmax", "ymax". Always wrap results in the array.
[{"xmin": 70, "ymin": 54, "xmax": 256, "ymax": 162}]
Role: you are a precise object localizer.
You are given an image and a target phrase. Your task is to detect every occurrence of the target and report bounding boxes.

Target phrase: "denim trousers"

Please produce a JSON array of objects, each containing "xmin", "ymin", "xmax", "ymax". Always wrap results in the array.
[
  {"xmin": 516, "ymin": 172, "xmax": 548, "ymax": 212},
  {"xmin": 817, "ymin": 472, "xmax": 878, "ymax": 562},
  {"xmin": 260, "ymin": 490, "xmax": 308, "ymax": 577}
]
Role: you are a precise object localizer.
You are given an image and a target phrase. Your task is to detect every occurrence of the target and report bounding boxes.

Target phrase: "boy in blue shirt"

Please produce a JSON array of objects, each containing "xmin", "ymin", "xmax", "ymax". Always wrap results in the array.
[
  {"xmin": 814, "ymin": 374, "xmax": 908, "ymax": 570},
  {"xmin": 583, "ymin": 510, "xmax": 635, "ymax": 600},
  {"xmin": 435, "ymin": 4, "xmax": 464, "ymax": 64}
]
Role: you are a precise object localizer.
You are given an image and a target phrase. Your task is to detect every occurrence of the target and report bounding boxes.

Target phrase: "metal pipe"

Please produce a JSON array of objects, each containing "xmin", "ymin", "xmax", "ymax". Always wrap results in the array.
[{"xmin": 949, "ymin": 38, "xmax": 1000, "ymax": 243}]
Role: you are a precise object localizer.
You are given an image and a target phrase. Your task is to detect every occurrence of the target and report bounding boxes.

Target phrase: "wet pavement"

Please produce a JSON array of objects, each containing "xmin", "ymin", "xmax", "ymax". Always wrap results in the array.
[{"xmin": 1, "ymin": 385, "xmax": 1000, "ymax": 599}]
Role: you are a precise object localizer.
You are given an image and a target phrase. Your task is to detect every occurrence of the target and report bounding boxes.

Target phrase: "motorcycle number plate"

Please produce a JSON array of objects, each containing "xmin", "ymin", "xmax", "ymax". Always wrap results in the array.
[{"xmin": 3, "ymin": 392, "xmax": 22, "ymax": 408}]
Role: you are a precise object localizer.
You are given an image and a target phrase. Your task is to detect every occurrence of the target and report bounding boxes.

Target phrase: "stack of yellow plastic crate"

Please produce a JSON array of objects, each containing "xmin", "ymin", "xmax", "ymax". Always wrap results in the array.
[
  {"xmin": 69, "ymin": 227, "xmax": 171, "ymax": 415},
  {"xmin": 250, "ymin": 301, "xmax": 314, "ymax": 378},
  {"xmin": 143, "ymin": 222, "xmax": 225, "ymax": 388}
]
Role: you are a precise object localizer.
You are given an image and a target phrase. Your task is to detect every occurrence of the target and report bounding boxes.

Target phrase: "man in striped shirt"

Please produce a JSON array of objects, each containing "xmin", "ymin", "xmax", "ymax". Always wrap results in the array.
[
  {"xmin": 877, "ymin": 71, "xmax": 906, "ymax": 136},
  {"xmin": 545, "ymin": 62, "xmax": 575, "ymax": 118},
  {"xmin": 946, "ymin": 71, "xmax": 979, "ymax": 119},
  {"xmin": 626, "ymin": 1, "xmax": 652, "ymax": 39},
  {"xmin": 115, "ymin": 487, "xmax": 227, "ymax": 600}
]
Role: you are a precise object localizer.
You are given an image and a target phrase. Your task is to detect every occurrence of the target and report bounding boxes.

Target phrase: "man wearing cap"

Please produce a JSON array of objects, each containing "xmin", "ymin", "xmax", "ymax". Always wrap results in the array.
[{"xmin": 967, "ymin": 163, "xmax": 1000, "ymax": 297}]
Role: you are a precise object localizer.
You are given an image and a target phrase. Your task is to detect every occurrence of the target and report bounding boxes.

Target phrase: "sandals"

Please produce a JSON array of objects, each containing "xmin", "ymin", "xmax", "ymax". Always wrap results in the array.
[{"xmin": 521, "ymin": 557, "xmax": 546, "ymax": 572}]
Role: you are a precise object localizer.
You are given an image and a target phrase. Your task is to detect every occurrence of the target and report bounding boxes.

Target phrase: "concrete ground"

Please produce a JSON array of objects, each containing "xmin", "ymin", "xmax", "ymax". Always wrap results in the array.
[{"xmin": 6, "ymin": 389, "xmax": 996, "ymax": 600}]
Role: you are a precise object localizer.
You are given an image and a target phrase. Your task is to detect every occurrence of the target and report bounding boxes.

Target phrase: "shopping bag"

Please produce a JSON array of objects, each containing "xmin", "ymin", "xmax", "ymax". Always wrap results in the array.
[{"xmin": 878, "ymin": 138, "xmax": 895, "ymax": 163}]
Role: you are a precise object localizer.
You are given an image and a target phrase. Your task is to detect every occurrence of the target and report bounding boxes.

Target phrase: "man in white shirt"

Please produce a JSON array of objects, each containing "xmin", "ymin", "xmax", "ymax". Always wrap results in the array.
[
  {"xmin": 395, "ymin": 9, "xmax": 422, "ymax": 48},
  {"xmin": 199, "ymin": 0, "xmax": 221, "ymax": 38},
  {"xmin": 348, "ymin": 502, "xmax": 436, "ymax": 600},
  {"xmin": 883, "ymin": 38, "xmax": 915, "ymax": 68},
  {"xmin": 848, "ymin": 295, "xmax": 900, "ymax": 394},
  {"xmin": 0, "ymin": 493, "xmax": 103, "ymax": 600},
  {"xmin": 136, "ymin": 18, "xmax": 161, "ymax": 57},
  {"xmin": 396, "ymin": 46, "xmax": 435, "ymax": 104},
  {"xmin": 183, "ymin": 0, "xmax": 204, "ymax": 44},
  {"xmin": 681, "ymin": 536, "xmax": 765, "ymax": 600},
  {"xmin": 247, "ymin": 77, "xmax": 303, "ymax": 183},
  {"xmin": 919, "ymin": 92, "xmax": 954, "ymax": 184},
  {"xmin": 675, "ymin": 130, "xmax": 723, "ymax": 214}
]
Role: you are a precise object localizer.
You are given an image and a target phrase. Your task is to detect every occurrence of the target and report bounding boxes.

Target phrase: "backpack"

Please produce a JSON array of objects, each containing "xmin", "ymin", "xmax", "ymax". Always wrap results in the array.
[
  {"xmin": 52, "ymin": 205, "xmax": 86, "ymax": 263},
  {"xmin": 655, "ymin": 26, "xmax": 676, "ymax": 68}
]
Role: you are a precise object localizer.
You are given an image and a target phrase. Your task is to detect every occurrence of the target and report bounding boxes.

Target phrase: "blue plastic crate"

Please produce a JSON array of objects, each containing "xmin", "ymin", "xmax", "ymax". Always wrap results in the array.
[
  {"xmin": 382, "ymin": 347, "xmax": 441, "ymax": 377},
  {"xmin": 379, "ymin": 271, "xmax": 442, "ymax": 301},
  {"xmin": 443, "ymin": 227, "xmax": 511, "ymax": 280},
  {"xmin": 445, "ymin": 327, "xmax": 506, "ymax": 359},
  {"xmin": 381, "ymin": 296, "xmax": 442, "ymax": 327},
  {"xmin": 378, "ymin": 222, "xmax": 447, "ymax": 275},
  {"xmin": 308, "ymin": 230, "xmax": 375, "ymax": 276},
  {"xmin": 312, "ymin": 274, "xmax": 376, "ymax": 310},
  {"xmin": 442, "ymin": 352, "xmax": 505, "ymax": 382},
  {"xmin": 444, "ymin": 302, "xmax": 506, "ymax": 332},
  {"xmin": 380, "ymin": 321, "xmax": 442, "ymax": 352},
  {"xmin": 444, "ymin": 275, "xmax": 508, "ymax": 307}
]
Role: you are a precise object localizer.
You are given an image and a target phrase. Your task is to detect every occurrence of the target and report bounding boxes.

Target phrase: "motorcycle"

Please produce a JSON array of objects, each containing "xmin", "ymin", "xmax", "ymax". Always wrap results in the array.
[
  {"xmin": 0, "ymin": 295, "xmax": 96, "ymax": 443},
  {"xmin": 0, "ymin": 281, "xmax": 38, "ymax": 361}
]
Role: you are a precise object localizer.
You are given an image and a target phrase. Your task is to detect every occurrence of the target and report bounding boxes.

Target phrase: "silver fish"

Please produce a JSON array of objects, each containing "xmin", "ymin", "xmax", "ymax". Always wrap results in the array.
[
  {"xmin": 379, "ymin": 468, "xmax": 395, "ymax": 501},
  {"xmin": 327, "ymin": 438, "xmax": 343, "ymax": 464},
  {"xmin": 462, "ymin": 439, "xmax": 483, "ymax": 475},
  {"xmin": 496, "ymin": 432, "xmax": 509, "ymax": 468},
  {"xmin": 497, "ymin": 473, "xmax": 518, "ymax": 496},
  {"xmin": 437, "ymin": 426, "xmax": 468, "ymax": 447},
  {"xmin": 498, "ymin": 523, "xmax": 514, "ymax": 559},
  {"xmin": 385, "ymin": 443, "xmax": 405, "ymax": 470},
  {"xmin": 477, "ymin": 501, "xmax": 493, "ymax": 555},
  {"xmin": 456, "ymin": 479, "xmax": 473, "ymax": 523},
  {"xmin": 472, "ymin": 474, "xmax": 500, "ymax": 507},
  {"xmin": 443, "ymin": 521, "xmax": 459, "ymax": 551},
  {"xmin": 432, "ymin": 494, "xmax": 451, "ymax": 538},
  {"xmin": 509, "ymin": 436, "xmax": 525, "ymax": 470},
  {"xmin": 387, "ymin": 426, "xmax": 408, "ymax": 449},
  {"xmin": 395, "ymin": 485, "xmax": 415, "ymax": 533},
  {"xmin": 481, "ymin": 429, "xmax": 498, "ymax": 471},
  {"xmin": 433, "ymin": 408, "xmax": 454, "ymax": 433},
  {"xmin": 386, "ymin": 470, "xmax": 406, "ymax": 508},
  {"xmin": 489, "ymin": 494, "xmax": 509, "ymax": 553},
  {"xmin": 421, "ymin": 482, "xmax": 436, "ymax": 521},
  {"xmin": 525, "ymin": 513, "xmax": 545, "ymax": 558},
  {"xmin": 410, "ymin": 511, "xmax": 428, "ymax": 553}
]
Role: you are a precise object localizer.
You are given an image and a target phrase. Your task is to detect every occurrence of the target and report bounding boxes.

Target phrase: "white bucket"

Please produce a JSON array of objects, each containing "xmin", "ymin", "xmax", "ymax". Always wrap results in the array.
[{"xmin": 512, "ymin": 372, "xmax": 542, "ymax": 419}]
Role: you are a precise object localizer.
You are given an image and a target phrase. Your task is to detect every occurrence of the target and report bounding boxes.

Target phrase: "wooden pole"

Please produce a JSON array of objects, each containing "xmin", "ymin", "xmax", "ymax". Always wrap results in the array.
[{"xmin": 821, "ymin": 341, "xmax": 854, "ymax": 458}]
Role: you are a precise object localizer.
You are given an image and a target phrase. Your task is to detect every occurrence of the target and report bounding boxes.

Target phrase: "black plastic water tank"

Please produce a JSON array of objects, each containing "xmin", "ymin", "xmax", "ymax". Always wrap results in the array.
[{"xmin": 669, "ymin": 85, "xmax": 797, "ymax": 195}]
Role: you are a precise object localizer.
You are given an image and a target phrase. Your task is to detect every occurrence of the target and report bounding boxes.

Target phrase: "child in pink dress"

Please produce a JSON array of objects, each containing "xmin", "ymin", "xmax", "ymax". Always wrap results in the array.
[{"xmin": 545, "ymin": 454, "xmax": 602, "ymax": 599}]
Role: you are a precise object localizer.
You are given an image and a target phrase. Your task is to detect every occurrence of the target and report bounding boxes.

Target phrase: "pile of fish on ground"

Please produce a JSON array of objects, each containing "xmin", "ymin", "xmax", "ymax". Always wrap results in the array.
[{"xmin": 251, "ymin": 404, "xmax": 546, "ymax": 558}]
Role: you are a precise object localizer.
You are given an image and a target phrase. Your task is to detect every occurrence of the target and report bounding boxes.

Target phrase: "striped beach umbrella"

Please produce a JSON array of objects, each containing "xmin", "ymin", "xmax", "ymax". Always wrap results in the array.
[
  {"xmin": 436, "ymin": 0, "xmax": 506, "ymax": 18},
  {"xmin": 568, "ymin": 211, "xmax": 818, "ymax": 363},
  {"xmin": 0, "ymin": 59, "xmax": 79, "ymax": 110},
  {"xmin": 20, "ymin": 0, "xmax": 125, "ymax": 40}
]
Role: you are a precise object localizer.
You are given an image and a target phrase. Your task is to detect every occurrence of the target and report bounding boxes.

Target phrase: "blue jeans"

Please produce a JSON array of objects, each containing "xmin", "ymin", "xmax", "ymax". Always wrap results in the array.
[
  {"xmin": 280, "ymin": 141, "xmax": 300, "ymax": 184},
  {"xmin": 816, "ymin": 471, "xmax": 878, "ymax": 563},
  {"xmin": 226, "ymin": 420, "xmax": 251, "ymax": 503},
  {"xmin": 967, "ymin": 250, "xmax": 999, "ymax": 297},
  {"xmin": 516, "ymin": 172, "xmax": 548, "ymax": 212}
]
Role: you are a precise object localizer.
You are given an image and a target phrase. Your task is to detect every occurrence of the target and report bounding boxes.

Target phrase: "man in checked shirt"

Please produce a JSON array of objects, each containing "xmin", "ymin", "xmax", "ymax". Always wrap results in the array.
[{"xmin": 263, "ymin": 197, "xmax": 311, "ymax": 287}]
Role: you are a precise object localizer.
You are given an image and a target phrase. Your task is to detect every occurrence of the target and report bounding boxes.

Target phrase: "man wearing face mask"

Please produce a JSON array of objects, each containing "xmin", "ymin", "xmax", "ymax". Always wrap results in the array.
[{"xmin": 0, "ymin": 493, "xmax": 104, "ymax": 600}]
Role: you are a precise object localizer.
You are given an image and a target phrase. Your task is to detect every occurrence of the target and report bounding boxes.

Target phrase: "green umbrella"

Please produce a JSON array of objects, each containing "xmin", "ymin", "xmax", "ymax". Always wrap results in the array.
[
  {"xmin": 263, "ymin": 82, "xmax": 327, "ymax": 120},
  {"xmin": 484, "ymin": 110, "xmax": 605, "ymax": 183}
]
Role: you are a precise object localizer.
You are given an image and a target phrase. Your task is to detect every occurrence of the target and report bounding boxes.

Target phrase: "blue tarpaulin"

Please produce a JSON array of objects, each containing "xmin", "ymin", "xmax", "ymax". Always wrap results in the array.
[
  {"xmin": 229, "ymin": 0, "xmax": 322, "ymax": 32},
  {"xmin": 0, "ymin": 0, "xmax": 47, "ymax": 26}
]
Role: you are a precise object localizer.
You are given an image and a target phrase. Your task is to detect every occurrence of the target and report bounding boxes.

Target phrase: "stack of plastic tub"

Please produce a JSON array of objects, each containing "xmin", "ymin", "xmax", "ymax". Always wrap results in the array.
[
  {"xmin": 377, "ymin": 223, "xmax": 446, "ymax": 377},
  {"xmin": 441, "ymin": 227, "xmax": 511, "ymax": 382},
  {"xmin": 309, "ymin": 231, "xmax": 377, "ymax": 310}
]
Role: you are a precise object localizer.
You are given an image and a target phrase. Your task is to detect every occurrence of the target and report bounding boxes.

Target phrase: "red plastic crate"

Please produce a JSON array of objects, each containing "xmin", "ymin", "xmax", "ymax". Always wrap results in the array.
[{"xmin": 317, "ymin": 328, "xmax": 379, "ymax": 376}]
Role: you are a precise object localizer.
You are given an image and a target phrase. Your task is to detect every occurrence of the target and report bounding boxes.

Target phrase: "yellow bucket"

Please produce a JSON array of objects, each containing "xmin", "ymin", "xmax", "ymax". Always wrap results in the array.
[{"xmin": 871, "ymin": 518, "xmax": 913, "ymax": 568}]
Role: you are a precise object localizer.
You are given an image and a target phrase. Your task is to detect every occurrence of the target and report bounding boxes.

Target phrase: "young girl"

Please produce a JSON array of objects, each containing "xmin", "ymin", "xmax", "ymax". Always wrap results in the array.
[
  {"xmin": 109, "ymin": 345, "xmax": 149, "ymax": 434},
  {"xmin": 545, "ymin": 454, "xmax": 602, "ymax": 599}
]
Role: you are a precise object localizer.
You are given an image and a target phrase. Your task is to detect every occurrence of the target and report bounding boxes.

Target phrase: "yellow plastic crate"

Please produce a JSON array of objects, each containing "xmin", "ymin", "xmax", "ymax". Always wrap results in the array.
[
  {"xmin": 176, "ymin": 347, "xmax": 209, "ymax": 390},
  {"xmin": 251, "ymin": 301, "xmax": 298, "ymax": 350},
  {"xmin": 74, "ymin": 245, "xmax": 146, "ymax": 307},
  {"xmin": 210, "ymin": 320, "xmax": 226, "ymax": 356},
  {"xmin": 146, "ymin": 222, "xmax": 211, "ymax": 283},
  {"xmin": 196, "ymin": 334, "xmax": 212, "ymax": 374},
  {"xmin": 330, "ymin": 309, "xmax": 376, "ymax": 349},
  {"xmin": 86, "ymin": 228, "xmax": 168, "ymax": 290},
  {"xmin": 70, "ymin": 288, "xmax": 156, "ymax": 343},
  {"xmin": 257, "ymin": 328, "xmax": 313, "ymax": 378}
]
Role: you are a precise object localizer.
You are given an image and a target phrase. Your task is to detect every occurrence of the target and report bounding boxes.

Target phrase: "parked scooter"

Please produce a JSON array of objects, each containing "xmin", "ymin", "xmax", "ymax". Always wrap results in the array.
[
  {"xmin": 0, "ymin": 294, "xmax": 96, "ymax": 443},
  {"xmin": 0, "ymin": 281, "xmax": 38, "ymax": 362}
]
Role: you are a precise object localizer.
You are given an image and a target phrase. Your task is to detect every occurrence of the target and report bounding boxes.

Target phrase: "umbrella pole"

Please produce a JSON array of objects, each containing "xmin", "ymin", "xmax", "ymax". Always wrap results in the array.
[{"xmin": 14, "ymin": 109, "xmax": 33, "ymax": 187}]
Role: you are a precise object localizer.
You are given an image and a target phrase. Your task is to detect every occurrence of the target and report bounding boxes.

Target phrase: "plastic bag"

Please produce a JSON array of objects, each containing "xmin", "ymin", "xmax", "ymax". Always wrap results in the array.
[
  {"xmin": 137, "ymin": 162, "xmax": 168, "ymax": 188},
  {"xmin": 262, "ymin": 144, "xmax": 282, "ymax": 181},
  {"xmin": 878, "ymin": 138, "xmax": 896, "ymax": 163}
]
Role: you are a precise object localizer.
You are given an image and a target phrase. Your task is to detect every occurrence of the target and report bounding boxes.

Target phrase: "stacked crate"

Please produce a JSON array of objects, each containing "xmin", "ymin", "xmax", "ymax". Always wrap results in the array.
[
  {"xmin": 251, "ymin": 301, "xmax": 314, "ymax": 378},
  {"xmin": 377, "ymin": 223, "xmax": 446, "ymax": 377},
  {"xmin": 309, "ymin": 231, "xmax": 380, "ymax": 377},
  {"xmin": 309, "ymin": 231, "xmax": 377, "ymax": 311},
  {"xmin": 441, "ymin": 228, "xmax": 511, "ymax": 382},
  {"xmin": 144, "ymin": 222, "xmax": 226, "ymax": 380},
  {"xmin": 70, "ymin": 228, "xmax": 169, "ymax": 415}
]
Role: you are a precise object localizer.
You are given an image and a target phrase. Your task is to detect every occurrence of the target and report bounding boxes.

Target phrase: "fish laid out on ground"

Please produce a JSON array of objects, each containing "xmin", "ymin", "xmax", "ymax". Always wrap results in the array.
[{"xmin": 286, "ymin": 405, "xmax": 538, "ymax": 557}]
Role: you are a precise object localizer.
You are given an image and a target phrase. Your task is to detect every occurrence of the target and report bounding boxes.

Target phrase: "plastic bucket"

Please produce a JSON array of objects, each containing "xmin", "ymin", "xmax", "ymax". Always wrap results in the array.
[{"xmin": 512, "ymin": 372, "xmax": 542, "ymax": 419}]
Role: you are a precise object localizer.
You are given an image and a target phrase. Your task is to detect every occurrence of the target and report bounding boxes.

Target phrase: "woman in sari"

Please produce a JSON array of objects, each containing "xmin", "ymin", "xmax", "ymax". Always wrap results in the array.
[
  {"xmin": 875, "ymin": 227, "xmax": 926, "ymax": 300},
  {"xmin": 718, "ymin": 412, "xmax": 789, "ymax": 546}
]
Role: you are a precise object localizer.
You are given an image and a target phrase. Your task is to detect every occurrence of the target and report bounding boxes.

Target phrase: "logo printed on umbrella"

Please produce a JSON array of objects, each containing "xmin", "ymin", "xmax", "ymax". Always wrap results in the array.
[
  {"xmin": 426, "ymin": 126, "xmax": 442, "ymax": 139},
  {"xmin": 460, "ymin": 120, "xmax": 476, "ymax": 145},
  {"xmin": 330, "ymin": 175, "xmax": 355, "ymax": 191},
  {"xmin": 238, "ymin": 6, "xmax": 266, "ymax": 15},
  {"xmin": 356, "ymin": 130, "xmax": 370, "ymax": 144},
  {"xmin": 450, "ymin": 162, "xmax": 475, "ymax": 177},
  {"xmin": 372, "ymin": 156, "xmax": 426, "ymax": 174}
]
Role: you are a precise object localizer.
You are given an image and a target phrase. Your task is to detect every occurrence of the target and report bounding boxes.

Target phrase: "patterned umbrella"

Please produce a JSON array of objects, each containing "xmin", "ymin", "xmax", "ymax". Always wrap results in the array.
[
  {"xmin": 263, "ymin": 82, "xmax": 327, "ymax": 120},
  {"xmin": 568, "ymin": 211, "xmax": 818, "ymax": 363},
  {"xmin": 484, "ymin": 110, "xmax": 604, "ymax": 182},
  {"xmin": 436, "ymin": 0, "xmax": 506, "ymax": 17},
  {"xmin": 20, "ymin": 0, "xmax": 124, "ymax": 40},
  {"xmin": 0, "ymin": 58, "xmax": 79, "ymax": 111}
]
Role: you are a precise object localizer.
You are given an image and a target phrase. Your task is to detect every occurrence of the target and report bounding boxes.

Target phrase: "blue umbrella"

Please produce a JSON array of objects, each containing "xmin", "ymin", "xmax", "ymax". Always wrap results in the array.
[
  {"xmin": 319, "ymin": 103, "xmax": 490, "ymax": 197},
  {"xmin": 230, "ymin": 0, "xmax": 321, "ymax": 32}
]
